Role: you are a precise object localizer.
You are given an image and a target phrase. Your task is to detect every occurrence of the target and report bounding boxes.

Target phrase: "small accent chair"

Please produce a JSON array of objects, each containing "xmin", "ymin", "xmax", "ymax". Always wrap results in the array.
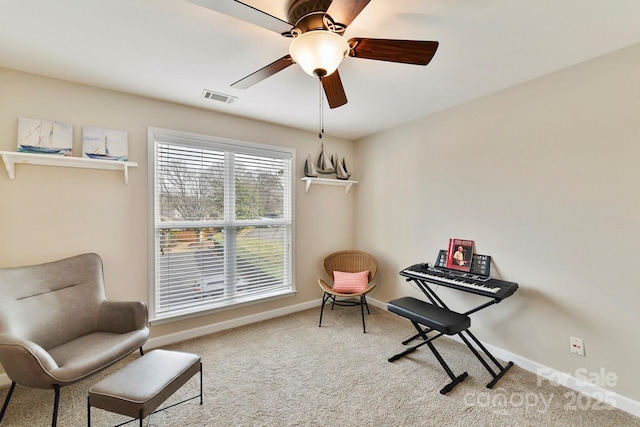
[
  {"xmin": 318, "ymin": 250, "xmax": 378, "ymax": 333},
  {"xmin": 0, "ymin": 253, "xmax": 149, "ymax": 427}
]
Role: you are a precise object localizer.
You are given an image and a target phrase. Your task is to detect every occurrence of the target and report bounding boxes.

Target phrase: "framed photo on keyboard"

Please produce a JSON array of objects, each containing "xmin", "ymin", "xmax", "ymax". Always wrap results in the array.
[
  {"xmin": 436, "ymin": 249, "xmax": 491, "ymax": 277},
  {"xmin": 445, "ymin": 238, "xmax": 474, "ymax": 272}
]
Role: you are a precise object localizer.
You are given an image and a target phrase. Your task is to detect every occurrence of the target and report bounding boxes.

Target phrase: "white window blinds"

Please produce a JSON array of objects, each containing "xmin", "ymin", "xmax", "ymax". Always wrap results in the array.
[{"xmin": 148, "ymin": 128, "xmax": 295, "ymax": 321}]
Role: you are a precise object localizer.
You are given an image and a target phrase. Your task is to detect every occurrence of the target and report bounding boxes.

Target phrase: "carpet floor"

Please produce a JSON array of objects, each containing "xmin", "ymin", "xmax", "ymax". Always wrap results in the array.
[{"xmin": 1, "ymin": 306, "xmax": 639, "ymax": 426}]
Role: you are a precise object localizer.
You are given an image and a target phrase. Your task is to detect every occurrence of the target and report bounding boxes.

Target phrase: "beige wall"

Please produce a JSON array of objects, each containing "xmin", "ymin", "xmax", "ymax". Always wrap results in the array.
[
  {"xmin": 354, "ymin": 43, "xmax": 640, "ymax": 401},
  {"xmin": 0, "ymin": 67, "xmax": 357, "ymax": 339},
  {"xmin": 2, "ymin": 41, "xmax": 640, "ymax": 405}
]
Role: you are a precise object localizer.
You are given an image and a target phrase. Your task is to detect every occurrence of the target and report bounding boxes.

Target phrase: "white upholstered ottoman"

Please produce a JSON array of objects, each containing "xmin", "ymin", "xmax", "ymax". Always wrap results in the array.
[{"xmin": 87, "ymin": 349, "xmax": 202, "ymax": 426}]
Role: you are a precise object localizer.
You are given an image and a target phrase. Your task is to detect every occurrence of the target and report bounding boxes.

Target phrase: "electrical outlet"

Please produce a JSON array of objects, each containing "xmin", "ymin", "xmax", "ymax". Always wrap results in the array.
[{"xmin": 570, "ymin": 337, "xmax": 585, "ymax": 356}]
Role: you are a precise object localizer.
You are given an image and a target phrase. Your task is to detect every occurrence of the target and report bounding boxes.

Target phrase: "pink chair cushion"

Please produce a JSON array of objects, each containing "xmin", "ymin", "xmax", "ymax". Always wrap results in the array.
[{"xmin": 332, "ymin": 270, "xmax": 370, "ymax": 293}]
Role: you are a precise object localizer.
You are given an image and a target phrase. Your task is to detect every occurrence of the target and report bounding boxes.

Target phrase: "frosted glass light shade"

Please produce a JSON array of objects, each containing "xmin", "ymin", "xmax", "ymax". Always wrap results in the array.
[{"xmin": 289, "ymin": 30, "xmax": 349, "ymax": 77}]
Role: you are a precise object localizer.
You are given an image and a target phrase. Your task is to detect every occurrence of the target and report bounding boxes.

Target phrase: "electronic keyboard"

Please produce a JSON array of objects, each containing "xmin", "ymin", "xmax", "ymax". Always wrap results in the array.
[{"xmin": 400, "ymin": 263, "xmax": 518, "ymax": 301}]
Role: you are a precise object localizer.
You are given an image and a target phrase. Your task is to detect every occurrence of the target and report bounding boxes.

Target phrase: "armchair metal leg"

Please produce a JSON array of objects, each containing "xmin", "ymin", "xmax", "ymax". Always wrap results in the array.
[
  {"xmin": 51, "ymin": 384, "xmax": 60, "ymax": 427},
  {"xmin": 363, "ymin": 295, "xmax": 371, "ymax": 314},
  {"xmin": 320, "ymin": 292, "xmax": 373, "ymax": 332},
  {"xmin": 0, "ymin": 381, "xmax": 16, "ymax": 422},
  {"xmin": 0, "ymin": 382, "xmax": 61, "ymax": 425},
  {"xmin": 319, "ymin": 291, "xmax": 331, "ymax": 327},
  {"xmin": 360, "ymin": 295, "xmax": 367, "ymax": 333}
]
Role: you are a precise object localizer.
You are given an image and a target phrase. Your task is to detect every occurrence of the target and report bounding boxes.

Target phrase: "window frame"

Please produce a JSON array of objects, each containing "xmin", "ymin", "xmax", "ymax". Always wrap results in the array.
[{"xmin": 147, "ymin": 127, "xmax": 296, "ymax": 323}]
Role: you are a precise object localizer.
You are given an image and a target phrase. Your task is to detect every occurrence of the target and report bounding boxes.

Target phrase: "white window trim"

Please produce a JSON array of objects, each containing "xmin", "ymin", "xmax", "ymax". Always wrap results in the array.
[{"xmin": 147, "ymin": 127, "xmax": 296, "ymax": 324}]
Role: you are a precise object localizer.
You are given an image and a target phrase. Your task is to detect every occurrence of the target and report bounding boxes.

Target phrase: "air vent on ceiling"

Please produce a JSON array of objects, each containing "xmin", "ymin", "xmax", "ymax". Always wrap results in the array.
[{"xmin": 201, "ymin": 89, "xmax": 237, "ymax": 104}]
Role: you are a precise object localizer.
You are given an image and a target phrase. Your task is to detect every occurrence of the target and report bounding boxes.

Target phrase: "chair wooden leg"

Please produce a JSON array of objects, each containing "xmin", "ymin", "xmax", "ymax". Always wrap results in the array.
[
  {"xmin": 51, "ymin": 384, "xmax": 60, "ymax": 427},
  {"xmin": 0, "ymin": 381, "xmax": 16, "ymax": 422}
]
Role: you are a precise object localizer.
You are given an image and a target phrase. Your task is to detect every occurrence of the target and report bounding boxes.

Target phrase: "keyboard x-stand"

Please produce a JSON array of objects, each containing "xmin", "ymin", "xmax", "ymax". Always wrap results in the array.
[{"xmin": 388, "ymin": 253, "xmax": 518, "ymax": 394}]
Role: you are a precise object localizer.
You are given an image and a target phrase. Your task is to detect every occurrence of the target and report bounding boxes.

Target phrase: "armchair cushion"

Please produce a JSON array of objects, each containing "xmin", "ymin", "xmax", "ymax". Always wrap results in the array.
[
  {"xmin": 332, "ymin": 270, "xmax": 370, "ymax": 293},
  {"xmin": 47, "ymin": 331, "xmax": 148, "ymax": 384}
]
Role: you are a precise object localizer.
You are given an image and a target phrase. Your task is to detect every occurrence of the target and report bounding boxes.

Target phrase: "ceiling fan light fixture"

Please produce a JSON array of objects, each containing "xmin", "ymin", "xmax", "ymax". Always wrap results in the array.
[{"xmin": 289, "ymin": 30, "xmax": 349, "ymax": 78}]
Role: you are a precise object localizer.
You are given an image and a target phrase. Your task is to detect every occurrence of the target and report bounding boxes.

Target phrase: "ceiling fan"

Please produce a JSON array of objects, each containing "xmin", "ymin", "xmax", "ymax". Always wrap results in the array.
[{"xmin": 190, "ymin": 0, "xmax": 439, "ymax": 109}]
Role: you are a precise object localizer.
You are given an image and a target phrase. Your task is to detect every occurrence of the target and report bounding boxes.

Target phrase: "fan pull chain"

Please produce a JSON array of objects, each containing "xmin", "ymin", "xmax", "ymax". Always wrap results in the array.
[{"xmin": 318, "ymin": 77, "xmax": 324, "ymax": 139}]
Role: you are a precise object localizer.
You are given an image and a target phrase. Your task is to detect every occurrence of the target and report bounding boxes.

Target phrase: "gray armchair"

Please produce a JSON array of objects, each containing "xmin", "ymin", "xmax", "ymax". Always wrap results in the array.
[{"xmin": 0, "ymin": 253, "xmax": 149, "ymax": 426}]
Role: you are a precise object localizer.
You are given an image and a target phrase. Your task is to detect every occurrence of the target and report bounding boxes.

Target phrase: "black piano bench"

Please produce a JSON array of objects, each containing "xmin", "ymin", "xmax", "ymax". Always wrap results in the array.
[
  {"xmin": 388, "ymin": 297, "xmax": 470, "ymax": 335},
  {"xmin": 387, "ymin": 297, "xmax": 471, "ymax": 394}
]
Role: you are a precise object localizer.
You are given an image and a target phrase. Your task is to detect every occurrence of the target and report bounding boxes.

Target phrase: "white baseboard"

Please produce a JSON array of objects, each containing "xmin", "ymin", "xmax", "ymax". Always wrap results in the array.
[
  {"xmin": 381, "ymin": 299, "xmax": 640, "ymax": 419},
  {"xmin": 144, "ymin": 297, "xmax": 389, "ymax": 350},
  {"xmin": 2, "ymin": 297, "xmax": 639, "ymax": 419},
  {"xmin": 453, "ymin": 335, "xmax": 640, "ymax": 419},
  {"xmin": 144, "ymin": 299, "xmax": 319, "ymax": 350}
]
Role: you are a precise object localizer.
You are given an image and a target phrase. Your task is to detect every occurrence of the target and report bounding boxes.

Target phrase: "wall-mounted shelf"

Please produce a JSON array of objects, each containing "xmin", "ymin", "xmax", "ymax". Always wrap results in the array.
[
  {"xmin": 301, "ymin": 177, "xmax": 358, "ymax": 194},
  {"xmin": 1, "ymin": 151, "xmax": 138, "ymax": 184}
]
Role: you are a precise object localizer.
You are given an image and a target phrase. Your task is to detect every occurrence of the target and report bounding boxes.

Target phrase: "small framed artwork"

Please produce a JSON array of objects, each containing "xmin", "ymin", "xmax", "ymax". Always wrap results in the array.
[
  {"xmin": 445, "ymin": 238, "xmax": 474, "ymax": 272},
  {"xmin": 82, "ymin": 126, "xmax": 128, "ymax": 161},
  {"xmin": 17, "ymin": 117, "xmax": 73, "ymax": 156}
]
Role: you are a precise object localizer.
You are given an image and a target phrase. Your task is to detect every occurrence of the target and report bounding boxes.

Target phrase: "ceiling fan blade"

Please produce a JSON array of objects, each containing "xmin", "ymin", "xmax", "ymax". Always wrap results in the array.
[
  {"xmin": 189, "ymin": 0, "xmax": 292, "ymax": 35},
  {"xmin": 231, "ymin": 55, "xmax": 294, "ymax": 89},
  {"xmin": 326, "ymin": 0, "xmax": 372, "ymax": 27},
  {"xmin": 321, "ymin": 70, "xmax": 348, "ymax": 109},
  {"xmin": 348, "ymin": 38, "xmax": 439, "ymax": 65}
]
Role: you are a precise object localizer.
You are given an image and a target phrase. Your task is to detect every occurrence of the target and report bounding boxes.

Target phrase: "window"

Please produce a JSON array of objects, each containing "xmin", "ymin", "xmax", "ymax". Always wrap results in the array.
[{"xmin": 148, "ymin": 128, "xmax": 295, "ymax": 322}]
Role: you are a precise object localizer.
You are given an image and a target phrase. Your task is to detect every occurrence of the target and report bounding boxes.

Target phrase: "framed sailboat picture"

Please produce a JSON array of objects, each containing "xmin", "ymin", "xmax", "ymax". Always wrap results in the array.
[
  {"xmin": 82, "ymin": 126, "xmax": 128, "ymax": 161},
  {"xmin": 17, "ymin": 117, "xmax": 73, "ymax": 156}
]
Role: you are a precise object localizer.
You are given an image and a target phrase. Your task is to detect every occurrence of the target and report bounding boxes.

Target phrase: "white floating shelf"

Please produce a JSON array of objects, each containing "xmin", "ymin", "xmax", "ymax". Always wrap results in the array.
[
  {"xmin": 301, "ymin": 177, "xmax": 357, "ymax": 194},
  {"xmin": 1, "ymin": 151, "xmax": 138, "ymax": 184}
]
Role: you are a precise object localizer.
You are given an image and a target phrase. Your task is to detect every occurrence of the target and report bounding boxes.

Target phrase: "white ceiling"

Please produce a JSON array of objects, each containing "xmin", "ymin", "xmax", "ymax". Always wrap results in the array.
[{"xmin": 1, "ymin": 0, "xmax": 639, "ymax": 140}]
